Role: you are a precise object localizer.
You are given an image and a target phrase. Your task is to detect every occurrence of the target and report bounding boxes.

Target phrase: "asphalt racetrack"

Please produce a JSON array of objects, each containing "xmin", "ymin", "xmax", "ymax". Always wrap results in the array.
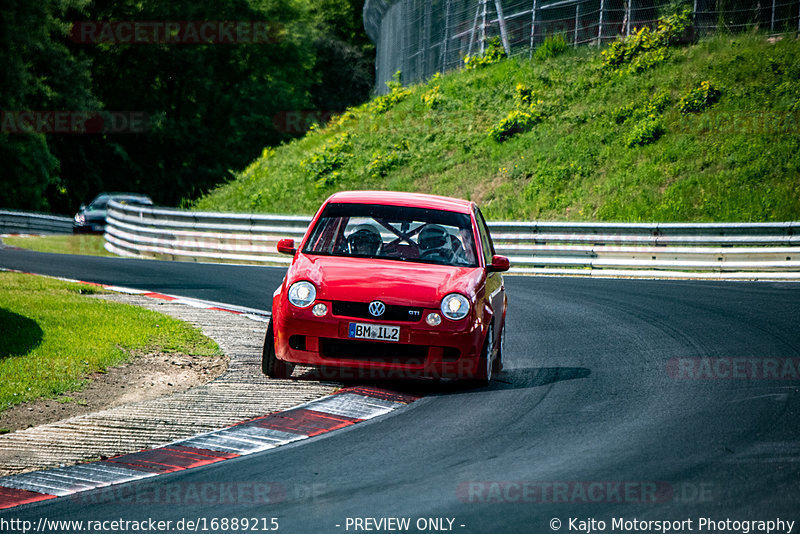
[{"xmin": 1, "ymin": 246, "xmax": 799, "ymax": 533}]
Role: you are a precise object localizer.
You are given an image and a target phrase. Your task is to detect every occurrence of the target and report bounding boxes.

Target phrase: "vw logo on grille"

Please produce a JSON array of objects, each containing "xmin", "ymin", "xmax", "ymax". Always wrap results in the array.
[{"xmin": 368, "ymin": 301, "xmax": 386, "ymax": 317}]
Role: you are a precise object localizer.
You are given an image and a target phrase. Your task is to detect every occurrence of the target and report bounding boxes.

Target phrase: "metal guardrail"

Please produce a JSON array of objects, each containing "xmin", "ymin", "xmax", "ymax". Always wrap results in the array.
[
  {"xmin": 0, "ymin": 210, "xmax": 73, "ymax": 235},
  {"xmin": 105, "ymin": 201, "xmax": 800, "ymax": 279}
]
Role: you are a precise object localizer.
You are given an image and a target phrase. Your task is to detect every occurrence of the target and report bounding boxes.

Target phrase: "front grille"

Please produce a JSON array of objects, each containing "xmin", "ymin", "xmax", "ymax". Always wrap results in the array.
[
  {"xmin": 442, "ymin": 347, "xmax": 461, "ymax": 361},
  {"xmin": 332, "ymin": 301, "xmax": 424, "ymax": 322},
  {"xmin": 320, "ymin": 338, "xmax": 428, "ymax": 362}
]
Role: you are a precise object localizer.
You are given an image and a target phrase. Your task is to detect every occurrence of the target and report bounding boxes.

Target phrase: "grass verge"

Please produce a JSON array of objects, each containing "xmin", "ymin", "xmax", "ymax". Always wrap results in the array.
[
  {"xmin": 2, "ymin": 234, "xmax": 116, "ymax": 257},
  {"xmin": 0, "ymin": 272, "xmax": 220, "ymax": 412}
]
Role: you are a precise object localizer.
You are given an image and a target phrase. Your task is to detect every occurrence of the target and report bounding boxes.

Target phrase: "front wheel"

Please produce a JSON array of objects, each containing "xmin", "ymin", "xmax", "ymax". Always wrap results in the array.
[
  {"xmin": 262, "ymin": 319, "xmax": 295, "ymax": 379},
  {"xmin": 492, "ymin": 324, "xmax": 505, "ymax": 374}
]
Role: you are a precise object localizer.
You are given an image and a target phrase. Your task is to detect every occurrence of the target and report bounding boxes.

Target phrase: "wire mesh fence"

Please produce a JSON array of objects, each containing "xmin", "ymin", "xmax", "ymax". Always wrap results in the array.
[{"xmin": 363, "ymin": 0, "xmax": 800, "ymax": 92}]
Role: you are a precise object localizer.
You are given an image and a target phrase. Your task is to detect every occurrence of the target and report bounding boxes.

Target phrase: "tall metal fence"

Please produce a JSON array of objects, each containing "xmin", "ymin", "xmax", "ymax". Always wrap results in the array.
[{"xmin": 363, "ymin": 0, "xmax": 800, "ymax": 92}]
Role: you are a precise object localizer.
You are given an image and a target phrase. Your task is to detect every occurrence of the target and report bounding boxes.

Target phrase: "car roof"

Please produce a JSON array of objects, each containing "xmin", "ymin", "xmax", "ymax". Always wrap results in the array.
[
  {"xmin": 91, "ymin": 192, "xmax": 153, "ymax": 203},
  {"xmin": 108, "ymin": 192, "xmax": 151, "ymax": 199},
  {"xmin": 326, "ymin": 191, "xmax": 474, "ymax": 214}
]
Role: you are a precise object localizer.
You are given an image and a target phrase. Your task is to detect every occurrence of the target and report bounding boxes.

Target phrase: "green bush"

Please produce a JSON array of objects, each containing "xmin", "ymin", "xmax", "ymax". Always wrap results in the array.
[
  {"xmin": 628, "ymin": 47, "xmax": 670, "ymax": 73},
  {"xmin": 679, "ymin": 81, "xmax": 722, "ymax": 113},
  {"xmin": 601, "ymin": 8, "xmax": 692, "ymax": 73},
  {"xmin": 534, "ymin": 34, "xmax": 570, "ymax": 61},
  {"xmin": 421, "ymin": 85, "xmax": 444, "ymax": 110},
  {"xmin": 515, "ymin": 83, "xmax": 536, "ymax": 107},
  {"xmin": 370, "ymin": 87, "xmax": 413, "ymax": 115},
  {"xmin": 613, "ymin": 90, "xmax": 672, "ymax": 123},
  {"xmin": 367, "ymin": 140, "xmax": 409, "ymax": 179},
  {"xmin": 367, "ymin": 151, "xmax": 402, "ymax": 179},
  {"xmin": 626, "ymin": 117, "xmax": 666, "ymax": 147},
  {"xmin": 488, "ymin": 108, "xmax": 542, "ymax": 142},
  {"xmin": 369, "ymin": 71, "xmax": 414, "ymax": 115},
  {"xmin": 300, "ymin": 133, "xmax": 352, "ymax": 188},
  {"xmin": 464, "ymin": 37, "xmax": 506, "ymax": 70}
]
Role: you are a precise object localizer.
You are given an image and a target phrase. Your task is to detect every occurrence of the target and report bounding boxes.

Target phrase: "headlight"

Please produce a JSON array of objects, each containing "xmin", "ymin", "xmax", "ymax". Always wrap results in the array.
[
  {"xmin": 74, "ymin": 214, "xmax": 85, "ymax": 223},
  {"xmin": 288, "ymin": 281, "xmax": 316, "ymax": 308},
  {"xmin": 440, "ymin": 293, "xmax": 470, "ymax": 320},
  {"xmin": 426, "ymin": 312, "xmax": 442, "ymax": 326}
]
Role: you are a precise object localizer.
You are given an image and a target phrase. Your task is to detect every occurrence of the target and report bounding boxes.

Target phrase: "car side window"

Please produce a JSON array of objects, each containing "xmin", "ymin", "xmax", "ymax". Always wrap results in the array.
[{"xmin": 475, "ymin": 208, "xmax": 495, "ymax": 266}]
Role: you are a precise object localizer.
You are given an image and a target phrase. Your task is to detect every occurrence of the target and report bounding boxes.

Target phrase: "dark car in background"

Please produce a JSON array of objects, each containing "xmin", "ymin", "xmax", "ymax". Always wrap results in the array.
[{"xmin": 72, "ymin": 193, "xmax": 153, "ymax": 233}]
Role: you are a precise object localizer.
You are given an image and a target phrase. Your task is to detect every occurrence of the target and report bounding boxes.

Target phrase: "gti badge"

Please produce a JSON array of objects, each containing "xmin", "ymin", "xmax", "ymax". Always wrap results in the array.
[{"xmin": 368, "ymin": 300, "xmax": 386, "ymax": 317}]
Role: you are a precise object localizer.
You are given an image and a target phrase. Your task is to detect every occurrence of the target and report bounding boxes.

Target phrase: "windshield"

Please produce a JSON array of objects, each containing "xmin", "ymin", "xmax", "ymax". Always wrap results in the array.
[
  {"xmin": 88, "ymin": 195, "xmax": 151, "ymax": 211},
  {"xmin": 87, "ymin": 196, "xmax": 109, "ymax": 210},
  {"xmin": 303, "ymin": 203, "xmax": 479, "ymax": 267}
]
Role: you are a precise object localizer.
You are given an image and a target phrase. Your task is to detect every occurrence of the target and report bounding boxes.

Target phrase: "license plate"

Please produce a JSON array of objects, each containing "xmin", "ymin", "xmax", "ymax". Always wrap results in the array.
[{"xmin": 348, "ymin": 322, "xmax": 400, "ymax": 342}]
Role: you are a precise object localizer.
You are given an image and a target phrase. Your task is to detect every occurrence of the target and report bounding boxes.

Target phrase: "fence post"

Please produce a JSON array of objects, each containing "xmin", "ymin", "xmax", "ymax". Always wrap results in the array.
[
  {"xmin": 467, "ymin": 1, "xmax": 481, "ymax": 58},
  {"xmin": 423, "ymin": 0, "xmax": 432, "ymax": 76},
  {"xmin": 529, "ymin": 0, "xmax": 538, "ymax": 58},
  {"xmin": 574, "ymin": 4, "xmax": 580, "ymax": 46},
  {"xmin": 494, "ymin": 0, "xmax": 512, "ymax": 56},
  {"xmin": 771, "ymin": 0, "xmax": 776, "ymax": 32},
  {"xmin": 597, "ymin": 0, "xmax": 605, "ymax": 46},
  {"xmin": 480, "ymin": 0, "xmax": 488, "ymax": 55},
  {"xmin": 402, "ymin": 1, "xmax": 410, "ymax": 83},
  {"xmin": 625, "ymin": 0, "xmax": 631, "ymax": 36},
  {"xmin": 441, "ymin": 0, "xmax": 451, "ymax": 72}
]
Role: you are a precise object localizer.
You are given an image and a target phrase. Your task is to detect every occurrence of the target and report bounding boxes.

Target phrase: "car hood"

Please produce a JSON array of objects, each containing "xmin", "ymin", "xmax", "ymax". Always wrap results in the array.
[
  {"xmin": 287, "ymin": 254, "xmax": 484, "ymax": 307},
  {"xmin": 82, "ymin": 210, "xmax": 107, "ymax": 220}
]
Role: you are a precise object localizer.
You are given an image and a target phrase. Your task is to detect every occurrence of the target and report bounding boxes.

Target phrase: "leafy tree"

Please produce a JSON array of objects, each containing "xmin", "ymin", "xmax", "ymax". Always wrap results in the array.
[
  {"xmin": 52, "ymin": 0, "xmax": 318, "ymax": 207},
  {"xmin": 1, "ymin": 0, "xmax": 376, "ymax": 213},
  {"xmin": 307, "ymin": 0, "xmax": 375, "ymax": 112},
  {"xmin": 0, "ymin": 0, "xmax": 96, "ymax": 211}
]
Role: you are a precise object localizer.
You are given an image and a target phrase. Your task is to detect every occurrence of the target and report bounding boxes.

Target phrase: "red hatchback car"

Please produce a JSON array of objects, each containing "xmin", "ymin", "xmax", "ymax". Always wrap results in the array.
[{"xmin": 262, "ymin": 191, "xmax": 510, "ymax": 385}]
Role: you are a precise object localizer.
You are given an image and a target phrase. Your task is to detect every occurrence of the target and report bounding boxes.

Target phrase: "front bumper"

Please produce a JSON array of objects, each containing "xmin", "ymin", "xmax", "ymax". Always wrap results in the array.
[
  {"xmin": 273, "ymin": 300, "xmax": 486, "ymax": 380},
  {"xmin": 73, "ymin": 221, "xmax": 106, "ymax": 233}
]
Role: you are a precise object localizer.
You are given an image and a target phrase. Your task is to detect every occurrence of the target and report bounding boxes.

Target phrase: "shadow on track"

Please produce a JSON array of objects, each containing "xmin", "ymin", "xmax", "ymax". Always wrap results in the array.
[
  {"xmin": 290, "ymin": 366, "xmax": 591, "ymax": 396},
  {"xmin": 490, "ymin": 366, "xmax": 591, "ymax": 389}
]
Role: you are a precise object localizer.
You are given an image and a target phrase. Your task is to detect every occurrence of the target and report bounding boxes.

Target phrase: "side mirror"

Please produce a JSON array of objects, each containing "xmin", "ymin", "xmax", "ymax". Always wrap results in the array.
[
  {"xmin": 487, "ymin": 255, "xmax": 510, "ymax": 273},
  {"xmin": 276, "ymin": 238, "xmax": 297, "ymax": 256},
  {"xmin": 79, "ymin": 204, "xmax": 86, "ymax": 211}
]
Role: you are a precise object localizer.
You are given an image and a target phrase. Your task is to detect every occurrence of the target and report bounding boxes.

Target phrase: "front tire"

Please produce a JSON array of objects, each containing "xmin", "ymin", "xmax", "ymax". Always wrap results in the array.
[
  {"xmin": 492, "ymin": 324, "xmax": 505, "ymax": 374},
  {"xmin": 262, "ymin": 319, "xmax": 295, "ymax": 379}
]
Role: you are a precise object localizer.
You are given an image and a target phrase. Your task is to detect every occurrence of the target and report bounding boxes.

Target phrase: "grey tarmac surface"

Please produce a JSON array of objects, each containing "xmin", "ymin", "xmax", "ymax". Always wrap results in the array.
[{"xmin": 1, "ymin": 246, "xmax": 799, "ymax": 532}]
